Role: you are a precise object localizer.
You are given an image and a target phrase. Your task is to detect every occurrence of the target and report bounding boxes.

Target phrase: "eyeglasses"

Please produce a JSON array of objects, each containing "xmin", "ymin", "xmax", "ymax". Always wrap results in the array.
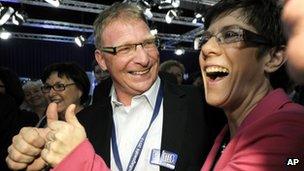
[
  {"xmin": 41, "ymin": 83, "xmax": 76, "ymax": 93},
  {"xmin": 0, "ymin": 85, "xmax": 4, "ymax": 88},
  {"xmin": 194, "ymin": 25, "xmax": 269, "ymax": 50},
  {"xmin": 101, "ymin": 38, "xmax": 159, "ymax": 56}
]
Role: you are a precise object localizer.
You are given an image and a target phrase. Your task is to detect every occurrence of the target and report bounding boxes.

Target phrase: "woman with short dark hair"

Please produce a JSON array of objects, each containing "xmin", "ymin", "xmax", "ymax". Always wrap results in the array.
[
  {"xmin": 41, "ymin": 62, "xmax": 90, "ymax": 120},
  {"xmin": 198, "ymin": 0, "xmax": 304, "ymax": 170}
]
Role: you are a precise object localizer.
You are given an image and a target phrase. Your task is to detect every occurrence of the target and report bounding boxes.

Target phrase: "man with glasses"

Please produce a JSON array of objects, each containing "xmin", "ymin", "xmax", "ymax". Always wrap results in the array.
[{"xmin": 6, "ymin": 2, "xmax": 221, "ymax": 171}]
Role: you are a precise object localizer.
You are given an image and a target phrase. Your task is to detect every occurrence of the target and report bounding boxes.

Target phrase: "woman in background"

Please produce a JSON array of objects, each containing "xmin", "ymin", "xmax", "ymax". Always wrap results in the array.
[
  {"xmin": 41, "ymin": 62, "xmax": 90, "ymax": 121},
  {"xmin": 22, "ymin": 80, "xmax": 48, "ymax": 120},
  {"xmin": 0, "ymin": 67, "xmax": 38, "ymax": 126}
]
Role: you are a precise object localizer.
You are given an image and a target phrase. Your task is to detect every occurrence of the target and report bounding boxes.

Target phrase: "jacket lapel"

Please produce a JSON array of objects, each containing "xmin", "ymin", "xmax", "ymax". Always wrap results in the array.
[
  {"xmin": 160, "ymin": 82, "xmax": 187, "ymax": 171},
  {"xmin": 101, "ymin": 97, "xmax": 113, "ymax": 167}
]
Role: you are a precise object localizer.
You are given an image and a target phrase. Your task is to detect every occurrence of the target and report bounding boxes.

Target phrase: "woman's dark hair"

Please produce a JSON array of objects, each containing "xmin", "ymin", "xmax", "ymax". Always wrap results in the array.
[
  {"xmin": 203, "ymin": 0, "xmax": 290, "ymax": 91},
  {"xmin": 0, "ymin": 67, "xmax": 24, "ymax": 106},
  {"xmin": 204, "ymin": 0, "xmax": 285, "ymax": 47},
  {"xmin": 41, "ymin": 62, "xmax": 90, "ymax": 104}
]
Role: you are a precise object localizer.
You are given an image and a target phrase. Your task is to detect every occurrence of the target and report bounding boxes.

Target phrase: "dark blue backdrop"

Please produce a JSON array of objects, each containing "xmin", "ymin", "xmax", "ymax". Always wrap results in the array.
[{"xmin": 0, "ymin": 39, "xmax": 200, "ymax": 79}]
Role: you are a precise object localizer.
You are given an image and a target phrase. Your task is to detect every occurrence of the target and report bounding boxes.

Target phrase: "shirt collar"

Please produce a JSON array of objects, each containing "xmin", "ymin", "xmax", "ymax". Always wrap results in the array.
[{"xmin": 110, "ymin": 77, "xmax": 161, "ymax": 108}]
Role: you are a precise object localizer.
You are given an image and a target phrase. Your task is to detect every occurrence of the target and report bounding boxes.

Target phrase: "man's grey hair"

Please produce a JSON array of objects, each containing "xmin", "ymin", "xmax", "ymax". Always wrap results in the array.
[{"xmin": 93, "ymin": 2, "xmax": 148, "ymax": 49}]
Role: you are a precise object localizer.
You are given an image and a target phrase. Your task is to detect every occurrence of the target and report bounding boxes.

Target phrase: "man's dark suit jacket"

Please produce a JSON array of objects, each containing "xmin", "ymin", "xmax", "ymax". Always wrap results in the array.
[{"xmin": 77, "ymin": 77, "xmax": 216, "ymax": 171}]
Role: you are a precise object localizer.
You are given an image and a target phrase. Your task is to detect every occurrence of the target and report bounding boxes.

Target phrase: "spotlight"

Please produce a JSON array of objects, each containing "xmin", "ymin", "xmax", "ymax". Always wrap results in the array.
[
  {"xmin": 160, "ymin": 0, "xmax": 172, "ymax": 3},
  {"xmin": 175, "ymin": 48, "xmax": 185, "ymax": 56},
  {"xmin": 192, "ymin": 13, "xmax": 203, "ymax": 24},
  {"xmin": 158, "ymin": 4, "xmax": 172, "ymax": 9},
  {"xmin": 143, "ymin": 8, "xmax": 153, "ymax": 19},
  {"xmin": 158, "ymin": 0, "xmax": 172, "ymax": 9},
  {"xmin": 171, "ymin": 0, "xmax": 180, "ymax": 8},
  {"xmin": 44, "ymin": 0, "xmax": 60, "ymax": 7},
  {"xmin": 0, "ymin": 28, "xmax": 12, "ymax": 40},
  {"xmin": 12, "ymin": 11, "xmax": 26, "ymax": 25},
  {"xmin": 150, "ymin": 28, "xmax": 158, "ymax": 36},
  {"xmin": 195, "ymin": 13, "xmax": 202, "ymax": 18},
  {"xmin": 192, "ymin": 18, "xmax": 197, "ymax": 24},
  {"xmin": 158, "ymin": 0, "xmax": 179, "ymax": 9},
  {"xmin": 137, "ymin": 1, "xmax": 153, "ymax": 19},
  {"xmin": 75, "ymin": 35, "xmax": 85, "ymax": 47},
  {"xmin": 140, "ymin": 0, "xmax": 151, "ymax": 8},
  {"xmin": 165, "ymin": 9, "xmax": 177, "ymax": 24},
  {"xmin": 0, "ymin": 6, "xmax": 14, "ymax": 26}
]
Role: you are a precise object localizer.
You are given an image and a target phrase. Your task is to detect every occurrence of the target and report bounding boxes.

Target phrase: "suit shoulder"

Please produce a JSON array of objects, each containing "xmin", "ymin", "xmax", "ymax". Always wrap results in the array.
[{"xmin": 77, "ymin": 100, "xmax": 111, "ymax": 123}]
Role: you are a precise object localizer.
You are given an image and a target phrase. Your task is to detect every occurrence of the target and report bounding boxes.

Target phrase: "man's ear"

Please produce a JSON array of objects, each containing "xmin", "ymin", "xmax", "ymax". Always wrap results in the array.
[
  {"xmin": 264, "ymin": 46, "xmax": 286, "ymax": 73},
  {"xmin": 95, "ymin": 49, "xmax": 107, "ymax": 71}
]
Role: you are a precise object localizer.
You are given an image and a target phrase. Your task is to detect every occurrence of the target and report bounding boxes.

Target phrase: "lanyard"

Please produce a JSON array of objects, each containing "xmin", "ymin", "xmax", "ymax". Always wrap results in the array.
[{"xmin": 111, "ymin": 82, "xmax": 164, "ymax": 171}]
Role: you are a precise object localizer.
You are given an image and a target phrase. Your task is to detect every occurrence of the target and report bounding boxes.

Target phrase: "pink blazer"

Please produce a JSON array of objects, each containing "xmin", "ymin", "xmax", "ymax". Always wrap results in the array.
[{"xmin": 201, "ymin": 89, "xmax": 304, "ymax": 171}]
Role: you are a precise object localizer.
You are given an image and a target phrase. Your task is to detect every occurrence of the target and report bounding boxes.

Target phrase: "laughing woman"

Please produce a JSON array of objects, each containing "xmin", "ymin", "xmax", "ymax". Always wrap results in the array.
[
  {"xmin": 197, "ymin": 0, "xmax": 304, "ymax": 170},
  {"xmin": 41, "ymin": 62, "xmax": 90, "ymax": 122}
]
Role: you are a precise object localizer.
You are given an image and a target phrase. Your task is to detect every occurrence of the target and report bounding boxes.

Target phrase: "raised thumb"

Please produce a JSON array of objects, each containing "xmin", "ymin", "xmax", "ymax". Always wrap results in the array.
[
  {"xmin": 65, "ymin": 104, "xmax": 82, "ymax": 127},
  {"xmin": 46, "ymin": 103, "xmax": 58, "ymax": 125}
]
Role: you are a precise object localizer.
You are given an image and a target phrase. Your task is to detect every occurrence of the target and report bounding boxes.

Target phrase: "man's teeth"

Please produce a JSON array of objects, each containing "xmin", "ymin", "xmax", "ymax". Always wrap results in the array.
[
  {"xmin": 130, "ymin": 69, "xmax": 149, "ymax": 75},
  {"xmin": 205, "ymin": 66, "xmax": 229, "ymax": 74}
]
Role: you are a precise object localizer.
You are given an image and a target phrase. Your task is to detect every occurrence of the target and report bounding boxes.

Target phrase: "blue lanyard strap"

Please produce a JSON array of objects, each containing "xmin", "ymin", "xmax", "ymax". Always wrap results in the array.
[{"xmin": 111, "ymin": 82, "xmax": 164, "ymax": 171}]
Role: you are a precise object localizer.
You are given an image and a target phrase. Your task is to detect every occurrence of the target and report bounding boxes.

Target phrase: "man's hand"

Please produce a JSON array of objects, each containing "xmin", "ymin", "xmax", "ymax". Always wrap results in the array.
[
  {"xmin": 6, "ymin": 127, "xmax": 48, "ymax": 170},
  {"xmin": 41, "ymin": 103, "xmax": 87, "ymax": 167}
]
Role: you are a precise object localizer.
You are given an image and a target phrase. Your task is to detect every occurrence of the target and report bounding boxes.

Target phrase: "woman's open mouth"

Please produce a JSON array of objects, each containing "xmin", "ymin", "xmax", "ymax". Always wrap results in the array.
[{"xmin": 205, "ymin": 66, "xmax": 229, "ymax": 81}]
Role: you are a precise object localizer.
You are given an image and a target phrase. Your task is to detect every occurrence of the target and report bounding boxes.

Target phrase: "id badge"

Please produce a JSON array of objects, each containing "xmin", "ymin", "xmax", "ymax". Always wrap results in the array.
[
  {"xmin": 150, "ymin": 149, "xmax": 178, "ymax": 170},
  {"xmin": 150, "ymin": 149, "xmax": 161, "ymax": 165},
  {"xmin": 160, "ymin": 150, "xmax": 178, "ymax": 170}
]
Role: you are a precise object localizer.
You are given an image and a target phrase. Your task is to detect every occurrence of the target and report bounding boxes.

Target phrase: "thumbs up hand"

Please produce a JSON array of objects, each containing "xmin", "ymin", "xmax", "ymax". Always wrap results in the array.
[
  {"xmin": 41, "ymin": 103, "xmax": 87, "ymax": 167},
  {"xmin": 6, "ymin": 127, "xmax": 49, "ymax": 170}
]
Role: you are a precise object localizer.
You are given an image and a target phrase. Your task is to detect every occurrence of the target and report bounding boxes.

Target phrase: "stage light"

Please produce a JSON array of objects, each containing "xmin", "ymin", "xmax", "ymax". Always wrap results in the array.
[
  {"xmin": 12, "ymin": 11, "xmax": 25, "ymax": 25},
  {"xmin": 165, "ymin": 10, "xmax": 177, "ymax": 24},
  {"xmin": 160, "ymin": 0, "xmax": 172, "ymax": 4},
  {"xmin": 192, "ymin": 13, "xmax": 204, "ymax": 24},
  {"xmin": 175, "ymin": 48, "xmax": 185, "ymax": 55},
  {"xmin": 137, "ymin": 1, "xmax": 153, "ymax": 19},
  {"xmin": 75, "ymin": 35, "xmax": 85, "ymax": 47},
  {"xmin": 159, "ymin": 0, "xmax": 179, "ymax": 9},
  {"xmin": 141, "ymin": 0, "xmax": 151, "ymax": 8},
  {"xmin": 192, "ymin": 18, "xmax": 197, "ymax": 24},
  {"xmin": 44, "ymin": 0, "xmax": 60, "ymax": 7},
  {"xmin": 171, "ymin": 0, "xmax": 180, "ymax": 8},
  {"xmin": 0, "ymin": 6, "xmax": 14, "ymax": 26},
  {"xmin": 144, "ymin": 8, "xmax": 153, "ymax": 19},
  {"xmin": 195, "ymin": 13, "xmax": 202, "ymax": 18},
  {"xmin": 0, "ymin": 28, "xmax": 11, "ymax": 40},
  {"xmin": 150, "ymin": 28, "xmax": 158, "ymax": 36},
  {"xmin": 158, "ymin": 0, "xmax": 172, "ymax": 9}
]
